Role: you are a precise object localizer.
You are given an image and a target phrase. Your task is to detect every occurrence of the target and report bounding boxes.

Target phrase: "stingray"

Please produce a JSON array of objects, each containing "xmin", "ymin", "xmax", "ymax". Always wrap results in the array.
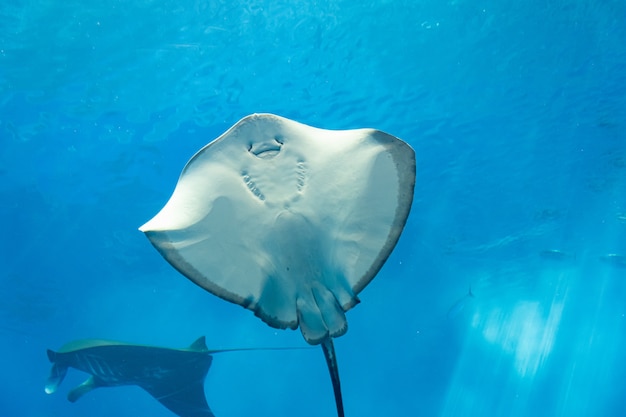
[
  {"xmin": 139, "ymin": 113, "xmax": 416, "ymax": 416},
  {"xmin": 539, "ymin": 249, "xmax": 576, "ymax": 262},
  {"xmin": 45, "ymin": 336, "xmax": 294, "ymax": 417},
  {"xmin": 446, "ymin": 286, "xmax": 475, "ymax": 319},
  {"xmin": 599, "ymin": 253, "xmax": 626, "ymax": 268}
]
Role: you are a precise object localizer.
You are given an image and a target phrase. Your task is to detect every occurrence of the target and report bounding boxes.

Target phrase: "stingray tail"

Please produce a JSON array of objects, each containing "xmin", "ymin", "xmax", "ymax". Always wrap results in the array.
[{"xmin": 321, "ymin": 337, "xmax": 344, "ymax": 417}]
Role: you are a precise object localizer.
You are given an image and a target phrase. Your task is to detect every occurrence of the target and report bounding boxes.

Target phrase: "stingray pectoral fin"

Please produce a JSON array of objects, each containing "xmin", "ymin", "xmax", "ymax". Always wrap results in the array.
[
  {"xmin": 139, "ymin": 350, "xmax": 215, "ymax": 417},
  {"xmin": 144, "ymin": 380, "xmax": 216, "ymax": 417},
  {"xmin": 68, "ymin": 376, "xmax": 99, "ymax": 403},
  {"xmin": 321, "ymin": 338, "xmax": 344, "ymax": 417}
]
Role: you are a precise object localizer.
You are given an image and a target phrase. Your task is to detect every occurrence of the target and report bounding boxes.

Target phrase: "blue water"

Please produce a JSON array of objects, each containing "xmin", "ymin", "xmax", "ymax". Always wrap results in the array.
[{"xmin": 1, "ymin": 1, "xmax": 625, "ymax": 416}]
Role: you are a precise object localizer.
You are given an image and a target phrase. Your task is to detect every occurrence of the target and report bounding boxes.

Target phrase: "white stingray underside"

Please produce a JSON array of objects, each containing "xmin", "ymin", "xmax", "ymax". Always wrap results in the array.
[{"xmin": 140, "ymin": 114, "xmax": 415, "ymax": 344}]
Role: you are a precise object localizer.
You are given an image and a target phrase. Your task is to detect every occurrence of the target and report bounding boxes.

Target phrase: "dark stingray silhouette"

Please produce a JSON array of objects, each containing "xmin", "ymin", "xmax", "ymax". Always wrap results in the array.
[{"xmin": 45, "ymin": 336, "xmax": 281, "ymax": 417}]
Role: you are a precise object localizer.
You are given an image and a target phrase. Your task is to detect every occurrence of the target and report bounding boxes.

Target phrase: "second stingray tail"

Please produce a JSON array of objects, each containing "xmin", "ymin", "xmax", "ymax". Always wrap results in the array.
[{"xmin": 321, "ymin": 337, "xmax": 344, "ymax": 417}]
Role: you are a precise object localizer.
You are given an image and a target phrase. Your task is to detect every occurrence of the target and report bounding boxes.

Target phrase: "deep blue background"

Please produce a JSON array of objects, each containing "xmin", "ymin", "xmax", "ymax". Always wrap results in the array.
[{"xmin": 1, "ymin": 1, "xmax": 625, "ymax": 416}]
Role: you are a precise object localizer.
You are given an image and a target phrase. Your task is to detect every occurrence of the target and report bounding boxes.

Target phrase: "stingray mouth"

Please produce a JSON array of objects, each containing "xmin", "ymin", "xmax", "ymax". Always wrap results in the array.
[{"xmin": 248, "ymin": 136, "xmax": 284, "ymax": 159}]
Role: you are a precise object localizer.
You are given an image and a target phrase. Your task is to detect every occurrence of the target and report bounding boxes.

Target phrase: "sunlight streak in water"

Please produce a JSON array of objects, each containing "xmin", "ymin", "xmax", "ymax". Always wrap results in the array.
[{"xmin": 476, "ymin": 298, "xmax": 564, "ymax": 378}]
